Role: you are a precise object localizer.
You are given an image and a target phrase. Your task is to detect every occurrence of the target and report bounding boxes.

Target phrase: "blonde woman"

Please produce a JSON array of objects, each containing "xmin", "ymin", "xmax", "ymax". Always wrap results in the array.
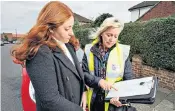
[{"xmin": 83, "ymin": 17, "xmax": 133, "ymax": 111}]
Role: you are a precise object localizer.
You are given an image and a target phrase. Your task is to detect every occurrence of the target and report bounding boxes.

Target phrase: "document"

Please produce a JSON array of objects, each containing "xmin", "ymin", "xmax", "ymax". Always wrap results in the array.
[{"xmin": 106, "ymin": 77, "xmax": 154, "ymax": 99}]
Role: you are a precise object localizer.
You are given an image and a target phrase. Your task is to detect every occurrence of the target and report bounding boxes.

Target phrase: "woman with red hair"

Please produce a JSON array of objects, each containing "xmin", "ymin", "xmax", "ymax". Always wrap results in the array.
[{"xmin": 11, "ymin": 1, "xmax": 114, "ymax": 111}]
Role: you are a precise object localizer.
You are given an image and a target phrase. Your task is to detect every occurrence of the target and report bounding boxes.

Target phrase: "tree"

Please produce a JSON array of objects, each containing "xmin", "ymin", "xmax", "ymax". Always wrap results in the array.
[
  {"xmin": 92, "ymin": 13, "xmax": 113, "ymax": 27},
  {"xmin": 4, "ymin": 35, "xmax": 8, "ymax": 41}
]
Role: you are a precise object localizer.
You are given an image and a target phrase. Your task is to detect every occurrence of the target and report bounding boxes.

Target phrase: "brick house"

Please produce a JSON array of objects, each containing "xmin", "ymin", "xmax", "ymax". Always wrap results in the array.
[
  {"xmin": 12, "ymin": 34, "xmax": 26, "ymax": 40},
  {"xmin": 1, "ymin": 33, "xmax": 26, "ymax": 42},
  {"xmin": 129, "ymin": 1, "xmax": 175, "ymax": 22},
  {"xmin": 1, "ymin": 33, "xmax": 13, "ymax": 41}
]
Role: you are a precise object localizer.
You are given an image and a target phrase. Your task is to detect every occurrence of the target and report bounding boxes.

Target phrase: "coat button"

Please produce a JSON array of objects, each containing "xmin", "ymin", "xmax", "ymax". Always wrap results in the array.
[
  {"xmin": 71, "ymin": 94, "xmax": 74, "ymax": 98},
  {"xmin": 66, "ymin": 77, "xmax": 69, "ymax": 81}
]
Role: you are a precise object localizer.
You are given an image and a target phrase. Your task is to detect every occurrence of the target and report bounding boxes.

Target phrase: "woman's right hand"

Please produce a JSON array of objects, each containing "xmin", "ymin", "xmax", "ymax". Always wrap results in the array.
[{"xmin": 110, "ymin": 97, "xmax": 122, "ymax": 107}]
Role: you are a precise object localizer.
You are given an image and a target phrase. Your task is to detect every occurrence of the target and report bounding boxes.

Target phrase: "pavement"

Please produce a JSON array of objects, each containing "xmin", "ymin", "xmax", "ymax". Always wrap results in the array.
[{"xmin": 132, "ymin": 88, "xmax": 175, "ymax": 111}]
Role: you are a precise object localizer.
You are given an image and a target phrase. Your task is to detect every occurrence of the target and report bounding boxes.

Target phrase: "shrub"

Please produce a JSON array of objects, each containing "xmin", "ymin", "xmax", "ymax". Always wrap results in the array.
[
  {"xmin": 73, "ymin": 20, "xmax": 91, "ymax": 48},
  {"xmin": 119, "ymin": 17, "xmax": 175, "ymax": 71}
]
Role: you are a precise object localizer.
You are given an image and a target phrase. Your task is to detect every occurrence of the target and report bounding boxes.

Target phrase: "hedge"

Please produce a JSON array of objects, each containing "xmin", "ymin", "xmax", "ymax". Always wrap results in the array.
[
  {"xmin": 119, "ymin": 17, "xmax": 175, "ymax": 71},
  {"xmin": 73, "ymin": 20, "xmax": 91, "ymax": 48}
]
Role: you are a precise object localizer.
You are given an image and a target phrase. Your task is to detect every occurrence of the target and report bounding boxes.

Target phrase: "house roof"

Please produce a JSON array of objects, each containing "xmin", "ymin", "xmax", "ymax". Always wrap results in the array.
[
  {"xmin": 128, "ymin": 1, "xmax": 159, "ymax": 11},
  {"xmin": 74, "ymin": 13, "xmax": 92, "ymax": 23},
  {"xmin": 136, "ymin": 1, "xmax": 175, "ymax": 21}
]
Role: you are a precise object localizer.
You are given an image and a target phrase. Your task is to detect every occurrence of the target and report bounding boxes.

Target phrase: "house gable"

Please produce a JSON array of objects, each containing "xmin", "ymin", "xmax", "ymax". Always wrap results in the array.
[
  {"xmin": 138, "ymin": 1, "xmax": 175, "ymax": 21},
  {"xmin": 129, "ymin": 1, "xmax": 159, "ymax": 11}
]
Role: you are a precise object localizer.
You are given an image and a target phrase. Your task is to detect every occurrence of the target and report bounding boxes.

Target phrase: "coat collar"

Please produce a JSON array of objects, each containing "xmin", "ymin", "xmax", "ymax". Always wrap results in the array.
[{"xmin": 52, "ymin": 44, "xmax": 83, "ymax": 80}]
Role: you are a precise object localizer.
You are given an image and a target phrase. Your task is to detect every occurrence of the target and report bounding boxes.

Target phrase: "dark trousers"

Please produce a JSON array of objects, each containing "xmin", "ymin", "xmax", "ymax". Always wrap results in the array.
[{"xmin": 91, "ymin": 91, "xmax": 105, "ymax": 111}]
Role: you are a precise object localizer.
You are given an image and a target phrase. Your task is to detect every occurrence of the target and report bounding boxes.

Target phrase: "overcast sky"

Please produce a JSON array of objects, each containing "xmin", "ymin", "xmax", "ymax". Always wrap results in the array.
[{"xmin": 1, "ymin": 1, "xmax": 142, "ymax": 34}]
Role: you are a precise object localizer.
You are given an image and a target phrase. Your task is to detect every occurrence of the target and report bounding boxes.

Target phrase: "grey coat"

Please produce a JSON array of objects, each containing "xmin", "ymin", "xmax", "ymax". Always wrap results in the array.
[{"xmin": 26, "ymin": 44, "xmax": 100, "ymax": 111}]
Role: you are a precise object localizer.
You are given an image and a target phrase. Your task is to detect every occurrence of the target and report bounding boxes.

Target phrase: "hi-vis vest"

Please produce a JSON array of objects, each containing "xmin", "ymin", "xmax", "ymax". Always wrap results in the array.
[{"xmin": 85, "ymin": 39, "xmax": 130, "ymax": 111}]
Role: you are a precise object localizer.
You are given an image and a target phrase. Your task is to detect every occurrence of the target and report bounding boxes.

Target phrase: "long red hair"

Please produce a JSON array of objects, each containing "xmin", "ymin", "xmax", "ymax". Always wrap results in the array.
[
  {"xmin": 69, "ymin": 36, "xmax": 80, "ymax": 51},
  {"xmin": 11, "ymin": 1, "xmax": 78, "ymax": 64}
]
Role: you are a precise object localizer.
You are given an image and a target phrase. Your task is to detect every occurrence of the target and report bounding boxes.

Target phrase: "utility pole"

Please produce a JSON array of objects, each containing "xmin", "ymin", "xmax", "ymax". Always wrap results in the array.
[
  {"xmin": 15, "ymin": 29, "xmax": 17, "ymax": 38},
  {"xmin": 15, "ymin": 29, "xmax": 17, "ymax": 43}
]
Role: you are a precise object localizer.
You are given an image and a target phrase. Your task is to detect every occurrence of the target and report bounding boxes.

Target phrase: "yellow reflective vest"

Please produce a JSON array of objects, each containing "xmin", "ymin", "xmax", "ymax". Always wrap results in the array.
[{"xmin": 84, "ymin": 39, "xmax": 130, "ymax": 111}]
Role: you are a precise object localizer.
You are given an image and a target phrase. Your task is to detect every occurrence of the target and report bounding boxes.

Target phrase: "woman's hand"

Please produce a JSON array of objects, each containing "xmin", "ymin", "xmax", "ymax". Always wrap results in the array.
[
  {"xmin": 80, "ymin": 91, "xmax": 87, "ymax": 111},
  {"xmin": 99, "ymin": 79, "xmax": 118, "ymax": 91},
  {"xmin": 110, "ymin": 97, "xmax": 122, "ymax": 107},
  {"xmin": 12, "ymin": 56, "xmax": 25, "ymax": 67}
]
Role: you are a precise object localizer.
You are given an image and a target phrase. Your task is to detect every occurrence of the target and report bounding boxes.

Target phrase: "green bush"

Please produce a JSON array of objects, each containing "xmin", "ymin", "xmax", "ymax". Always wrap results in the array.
[
  {"xmin": 119, "ymin": 22, "xmax": 145, "ymax": 58},
  {"xmin": 74, "ymin": 28, "xmax": 91, "ymax": 47},
  {"xmin": 119, "ymin": 17, "xmax": 175, "ymax": 71},
  {"xmin": 73, "ymin": 20, "xmax": 91, "ymax": 48}
]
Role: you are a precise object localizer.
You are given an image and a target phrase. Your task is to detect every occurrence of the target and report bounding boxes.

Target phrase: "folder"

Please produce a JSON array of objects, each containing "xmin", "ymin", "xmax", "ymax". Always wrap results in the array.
[{"xmin": 105, "ymin": 76, "xmax": 158, "ymax": 104}]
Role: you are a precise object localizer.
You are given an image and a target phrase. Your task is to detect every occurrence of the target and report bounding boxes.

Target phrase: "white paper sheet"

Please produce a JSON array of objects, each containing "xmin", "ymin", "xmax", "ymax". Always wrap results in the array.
[{"xmin": 106, "ymin": 77, "xmax": 154, "ymax": 98}]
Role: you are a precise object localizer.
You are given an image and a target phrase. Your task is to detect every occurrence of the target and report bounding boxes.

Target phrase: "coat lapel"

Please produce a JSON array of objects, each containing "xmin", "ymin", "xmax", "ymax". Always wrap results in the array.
[
  {"xmin": 66, "ymin": 44, "xmax": 85, "ymax": 96},
  {"xmin": 52, "ymin": 46, "xmax": 81, "ymax": 80},
  {"xmin": 66, "ymin": 44, "xmax": 84, "ymax": 81}
]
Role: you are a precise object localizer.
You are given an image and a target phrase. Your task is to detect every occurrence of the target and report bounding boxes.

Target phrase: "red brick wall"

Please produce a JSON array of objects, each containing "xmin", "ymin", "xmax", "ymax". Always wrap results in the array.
[
  {"xmin": 132, "ymin": 55, "xmax": 175, "ymax": 90},
  {"xmin": 139, "ymin": 1, "xmax": 175, "ymax": 21}
]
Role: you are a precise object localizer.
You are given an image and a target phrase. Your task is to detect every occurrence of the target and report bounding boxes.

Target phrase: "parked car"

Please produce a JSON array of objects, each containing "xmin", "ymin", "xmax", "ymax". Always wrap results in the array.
[
  {"xmin": 0, "ymin": 41, "xmax": 4, "ymax": 46},
  {"xmin": 3, "ymin": 41, "xmax": 9, "ymax": 44}
]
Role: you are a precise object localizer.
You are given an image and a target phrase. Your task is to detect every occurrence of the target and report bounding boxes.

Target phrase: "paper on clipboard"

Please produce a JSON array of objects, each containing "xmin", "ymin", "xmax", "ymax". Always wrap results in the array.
[{"xmin": 106, "ymin": 77, "xmax": 154, "ymax": 98}]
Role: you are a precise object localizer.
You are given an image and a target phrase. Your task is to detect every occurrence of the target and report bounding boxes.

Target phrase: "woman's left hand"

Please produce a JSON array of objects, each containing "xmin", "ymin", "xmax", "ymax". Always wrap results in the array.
[
  {"xmin": 80, "ymin": 91, "xmax": 87, "ymax": 111},
  {"xmin": 110, "ymin": 97, "xmax": 122, "ymax": 107}
]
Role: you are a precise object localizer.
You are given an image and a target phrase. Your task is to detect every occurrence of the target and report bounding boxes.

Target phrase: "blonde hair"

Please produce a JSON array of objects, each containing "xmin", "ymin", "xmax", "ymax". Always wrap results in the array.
[{"xmin": 92, "ymin": 17, "xmax": 124, "ymax": 39}]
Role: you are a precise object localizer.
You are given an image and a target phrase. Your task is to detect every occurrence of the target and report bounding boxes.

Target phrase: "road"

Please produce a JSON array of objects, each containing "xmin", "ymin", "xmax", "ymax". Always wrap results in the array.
[{"xmin": 1, "ymin": 44, "xmax": 23, "ymax": 111}]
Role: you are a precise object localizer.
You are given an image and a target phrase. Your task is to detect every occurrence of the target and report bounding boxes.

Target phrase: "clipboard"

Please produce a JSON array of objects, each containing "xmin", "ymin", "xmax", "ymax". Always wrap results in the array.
[{"xmin": 105, "ymin": 76, "xmax": 158, "ymax": 104}]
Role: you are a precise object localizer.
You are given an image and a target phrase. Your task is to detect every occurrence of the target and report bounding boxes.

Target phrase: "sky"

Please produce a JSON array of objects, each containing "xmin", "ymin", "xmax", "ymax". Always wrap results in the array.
[{"xmin": 1, "ymin": 1, "xmax": 142, "ymax": 34}]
